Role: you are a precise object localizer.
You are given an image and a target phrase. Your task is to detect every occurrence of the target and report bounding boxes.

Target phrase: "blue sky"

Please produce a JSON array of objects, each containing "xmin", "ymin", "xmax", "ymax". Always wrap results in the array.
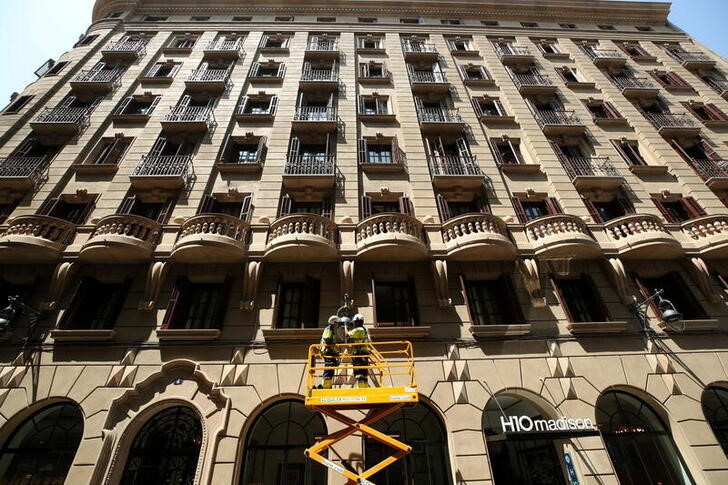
[{"xmin": 0, "ymin": 0, "xmax": 726, "ymax": 103}]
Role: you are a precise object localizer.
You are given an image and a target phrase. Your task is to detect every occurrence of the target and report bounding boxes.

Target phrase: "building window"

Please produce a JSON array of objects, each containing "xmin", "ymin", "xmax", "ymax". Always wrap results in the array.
[
  {"xmin": 197, "ymin": 194, "xmax": 252, "ymax": 219},
  {"xmin": 45, "ymin": 61, "xmax": 69, "ymax": 76},
  {"xmin": 482, "ymin": 20, "xmax": 499, "ymax": 26},
  {"xmin": 317, "ymin": 17, "xmax": 335, "ymax": 22},
  {"xmin": 0, "ymin": 201, "xmax": 18, "ymax": 224},
  {"xmin": 511, "ymin": 197, "xmax": 562, "ymax": 222},
  {"xmin": 59, "ymin": 277, "xmax": 130, "ymax": 330},
  {"xmin": 464, "ymin": 276, "xmax": 523, "ymax": 325},
  {"xmin": 1, "ymin": 95, "xmax": 33, "ymax": 115},
  {"xmin": 555, "ymin": 66, "xmax": 586, "ymax": 84},
  {"xmin": 683, "ymin": 102, "xmax": 728, "ymax": 123},
  {"xmin": 560, "ymin": 23, "xmax": 577, "ymax": 29},
  {"xmin": 359, "ymin": 17, "xmax": 377, "ymax": 23},
  {"xmin": 238, "ymin": 95, "xmax": 278, "ymax": 116},
  {"xmin": 441, "ymin": 19, "xmax": 463, "ymax": 25},
  {"xmin": 521, "ymin": 22, "xmax": 538, "ymax": 28},
  {"xmin": 584, "ymin": 100, "xmax": 623, "ymax": 121},
  {"xmin": 168, "ymin": 36, "xmax": 197, "ymax": 50},
  {"xmin": 276, "ymin": 278, "xmax": 320, "ymax": 329},
  {"xmin": 472, "ymin": 97, "xmax": 507, "ymax": 118},
  {"xmin": 233, "ymin": 16, "xmax": 251, "ymax": 21},
  {"xmin": 248, "ymin": 61, "xmax": 286, "ymax": 79},
  {"xmin": 357, "ymin": 37, "xmax": 383, "ymax": 50},
  {"xmin": 582, "ymin": 192, "xmax": 635, "ymax": 222},
  {"xmin": 597, "ymin": 391, "xmax": 694, "ymax": 485},
  {"xmin": 650, "ymin": 70, "xmax": 691, "ymax": 90},
  {"xmin": 121, "ymin": 406, "xmax": 202, "ymax": 485},
  {"xmin": 535, "ymin": 40, "xmax": 562, "ymax": 55},
  {"xmin": 241, "ymin": 400, "xmax": 326, "ymax": 485},
  {"xmin": 162, "ymin": 277, "xmax": 232, "ymax": 330},
  {"xmin": 598, "ymin": 24, "xmax": 616, "ymax": 30},
  {"xmin": 37, "ymin": 196, "xmax": 96, "ymax": 224},
  {"xmin": 141, "ymin": 15, "xmax": 167, "ymax": 21},
  {"xmin": 114, "ymin": 95, "xmax": 161, "ymax": 118},
  {"xmin": 635, "ymin": 25, "xmax": 653, "ymax": 31},
  {"xmin": 117, "ymin": 194, "xmax": 175, "ymax": 223},
  {"xmin": 611, "ymin": 139, "xmax": 648, "ymax": 167},
  {"xmin": 490, "ymin": 137, "xmax": 526, "ymax": 167},
  {"xmin": 635, "ymin": 272, "xmax": 707, "ymax": 321},
  {"xmin": 190, "ymin": 16, "xmax": 209, "ymax": 21},
  {"xmin": 702, "ymin": 386, "xmax": 728, "ymax": 456},
  {"xmin": 274, "ymin": 16, "xmax": 294, "ymax": 22},
  {"xmin": 143, "ymin": 62, "xmax": 181, "ymax": 80},
  {"xmin": 259, "ymin": 34, "xmax": 291, "ymax": 50},
  {"xmin": 652, "ymin": 197, "xmax": 706, "ymax": 223},
  {"xmin": 400, "ymin": 18, "xmax": 423, "ymax": 24},
  {"xmin": 552, "ymin": 274, "xmax": 609, "ymax": 323},
  {"xmin": 358, "ymin": 137, "xmax": 401, "ymax": 166},
  {"xmin": 358, "ymin": 95, "xmax": 391, "ymax": 116},
  {"xmin": 619, "ymin": 42, "xmax": 653, "ymax": 58},
  {"xmin": 83, "ymin": 136, "xmax": 132, "ymax": 167},
  {"xmin": 0, "ymin": 403, "xmax": 83, "ymax": 484},
  {"xmin": 219, "ymin": 135, "xmax": 267, "ymax": 166},
  {"xmin": 373, "ymin": 280, "xmax": 418, "ymax": 326},
  {"xmin": 74, "ymin": 34, "xmax": 98, "ymax": 47}
]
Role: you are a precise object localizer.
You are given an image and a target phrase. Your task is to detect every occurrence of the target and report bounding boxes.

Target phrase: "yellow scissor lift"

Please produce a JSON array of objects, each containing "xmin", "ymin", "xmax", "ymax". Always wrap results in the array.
[{"xmin": 304, "ymin": 340, "xmax": 418, "ymax": 485}]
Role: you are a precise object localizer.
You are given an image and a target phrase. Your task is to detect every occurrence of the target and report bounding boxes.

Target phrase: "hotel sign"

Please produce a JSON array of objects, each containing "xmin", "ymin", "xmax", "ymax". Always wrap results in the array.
[{"xmin": 498, "ymin": 415, "xmax": 600, "ymax": 440}]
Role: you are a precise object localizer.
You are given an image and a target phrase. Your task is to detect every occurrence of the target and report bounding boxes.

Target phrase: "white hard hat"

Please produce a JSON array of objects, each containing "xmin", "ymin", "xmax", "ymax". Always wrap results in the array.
[
  {"xmin": 328, "ymin": 315, "xmax": 340, "ymax": 325},
  {"xmin": 353, "ymin": 313, "xmax": 364, "ymax": 322}
]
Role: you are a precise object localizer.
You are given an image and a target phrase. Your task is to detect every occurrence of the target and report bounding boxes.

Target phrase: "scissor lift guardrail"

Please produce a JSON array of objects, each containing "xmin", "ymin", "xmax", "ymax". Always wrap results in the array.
[{"xmin": 304, "ymin": 340, "xmax": 418, "ymax": 485}]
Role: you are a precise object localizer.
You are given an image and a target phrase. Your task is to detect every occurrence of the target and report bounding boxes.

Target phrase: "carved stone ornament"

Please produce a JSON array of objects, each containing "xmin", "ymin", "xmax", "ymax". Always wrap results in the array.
[
  {"xmin": 432, "ymin": 259, "xmax": 451, "ymax": 307},
  {"xmin": 139, "ymin": 261, "xmax": 168, "ymax": 311},
  {"xmin": 518, "ymin": 258, "xmax": 546, "ymax": 307},
  {"xmin": 241, "ymin": 260, "xmax": 261, "ymax": 310}
]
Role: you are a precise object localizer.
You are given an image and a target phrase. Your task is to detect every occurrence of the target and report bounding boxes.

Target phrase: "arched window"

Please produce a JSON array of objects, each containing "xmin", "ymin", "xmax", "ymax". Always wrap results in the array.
[
  {"xmin": 365, "ymin": 402, "xmax": 453, "ymax": 485},
  {"xmin": 482, "ymin": 395, "xmax": 567, "ymax": 485},
  {"xmin": 596, "ymin": 390, "xmax": 694, "ymax": 485},
  {"xmin": 240, "ymin": 399, "xmax": 326, "ymax": 485},
  {"xmin": 0, "ymin": 402, "xmax": 83, "ymax": 483},
  {"xmin": 121, "ymin": 405, "xmax": 202, "ymax": 485},
  {"xmin": 702, "ymin": 386, "xmax": 728, "ymax": 455}
]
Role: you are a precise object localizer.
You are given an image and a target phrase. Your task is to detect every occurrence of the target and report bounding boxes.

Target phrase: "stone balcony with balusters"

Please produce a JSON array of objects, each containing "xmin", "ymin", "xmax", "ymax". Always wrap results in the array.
[
  {"xmin": 79, "ymin": 214, "xmax": 162, "ymax": 263},
  {"xmin": 172, "ymin": 214, "xmax": 250, "ymax": 263},
  {"xmin": 266, "ymin": 214, "xmax": 339, "ymax": 261}
]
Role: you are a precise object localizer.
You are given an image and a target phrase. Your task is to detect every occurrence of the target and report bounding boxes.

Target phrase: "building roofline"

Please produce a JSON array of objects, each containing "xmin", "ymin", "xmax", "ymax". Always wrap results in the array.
[{"xmin": 92, "ymin": 0, "xmax": 671, "ymax": 24}]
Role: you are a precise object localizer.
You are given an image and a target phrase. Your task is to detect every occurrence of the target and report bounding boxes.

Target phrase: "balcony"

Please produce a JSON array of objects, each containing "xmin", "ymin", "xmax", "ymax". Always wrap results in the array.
[
  {"xmin": 494, "ymin": 45, "xmax": 535, "ymax": 65},
  {"xmin": 669, "ymin": 51, "xmax": 716, "ymax": 70},
  {"xmin": 266, "ymin": 214, "xmax": 338, "ymax": 261},
  {"xmin": 0, "ymin": 157, "xmax": 47, "ymax": 191},
  {"xmin": 292, "ymin": 107, "xmax": 337, "ymax": 132},
  {"xmin": 305, "ymin": 38, "xmax": 340, "ymax": 59},
  {"xmin": 101, "ymin": 39, "xmax": 147, "ymax": 61},
  {"xmin": 130, "ymin": 155, "xmax": 192, "ymax": 189},
  {"xmin": 688, "ymin": 159, "xmax": 728, "ymax": 189},
  {"xmin": 203, "ymin": 38, "xmax": 244, "ymax": 60},
  {"xmin": 610, "ymin": 76, "xmax": 659, "ymax": 97},
  {"xmin": 30, "ymin": 107, "xmax": 91, "ymax": 136},
  {"xmin": 356, "ymin": 213, "xmax": 427, "ymax": 261},
  {"xmin": 401, "ymin": 41, "xmax": 439, "ymax": 62},
  {"xmin": 602, "ymin": 214, "xmax": 681, "ymax": 259},
  {"xmin": 561, "ymin": 157, "xmax": 623, "ymax": 190},
  {"xmin": 681, "ymin": 215, "xmax": 728, "ymax": 258},
  {"xmin": 428, "ymin": 155, "xmax": 484, "ymax": 190},
  {"xmin": 283, "ymin": 155, "xmax": 336, "ymax": 190},
  {"xmin": 409, "ymin": 71, "xmax": 449, "ymax": 94},
  {"xmin": 70, "ymin": 68, "xmax": 124, "ymax": 95},
  {"xmin": 172, "ymin": 214, "xmax": 249, "ymax": 263},
  {"xmin": 645, "ymin": 112, "xmax": 700, "ymax": 137},
  {"xmin": 359, "ymin": 67, "xmax": 392, "ymax": 85},
  {"xmin": 534, "ymin": 110, "xmax": 586, "ymax": 135},
  {"xmin": 524, "ymin": 214, "xmax": 600, "ymax": 259},
  {"xmin": 160, "ymin": 106, "xmax": 216, "ymax": 134},
  {"xmin": 585, "ymin": 49, "xmax": 626, "ymax": 67},
  {"xmin": 416, "ymin": 107, "xmax": 465, "ymax": 133},
  {"xmin": 511, "ymin": 73, "xmax": 557, "ymax": 94},
  {"xmin": 441, "ymin": 214, "xmax": 516, "ymax": 260},
  {"xmin": 705, "ymin": 79, "xmax": 728, "ymax": 100},
  {"xmin": 79, "ymin": 215, "xmax": 161, "ymax": 263},
  {"xmin": 299, "ymin": 69, "xmax": 339, "ymax": 90},
  {"xmin": 185, "ymin": 67, "xmax": 231, "ymax": 94},
  {"xmin": 0, "ymin": 216, "xmax": 75, "ymax": 263}
]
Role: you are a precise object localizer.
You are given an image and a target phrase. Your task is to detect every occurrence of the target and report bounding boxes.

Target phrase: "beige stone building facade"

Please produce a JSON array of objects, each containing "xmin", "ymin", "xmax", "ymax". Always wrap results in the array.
[{"xmin": 1, "ymin": 0, "xmax": 728, "ymax": 483}]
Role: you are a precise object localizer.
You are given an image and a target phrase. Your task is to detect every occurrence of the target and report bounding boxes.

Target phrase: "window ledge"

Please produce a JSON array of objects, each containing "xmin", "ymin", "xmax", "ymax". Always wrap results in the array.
[
  {"xmin": 567, "ymin": 321, "xmax": 627, "ymax": 335},
  {"xmin": 659, "ymin": 319, "xmax": 718, "ymax": 333},
  {"xmin": 156, "ymin": 328, "xmax": 221, "ymax": 341},
  {"xmin": 72, "ymin": 163, "xmax": 119, "ymax": 175},
  {"xmin": 359, "ymin": 162, "xmax": 406, "ymax": 173},
  {"xmin": 259, "ymin": 47, "xmax": 290, "ymax": 55},
  {"xmin": 703, "ymin": 120, "xmax": 728, "ymax": 129},
  {"xmin": 631, "ymin": 55, "xmax": 658, "ymax": 63},
  {"xmin": 50, "ymin": 329, "xmax": 116, "ymax": 342},
  {"xmin": 215, "ymin": 161, "xmax": 263, "ymax": 173},
  {"xmin": 480, "ymin": 115, "xmax": 517, "ymax": 125},
  {"xmin": 358, "ymin": 113, "xmax": 397, "ymax": 122},
  {"xmin": 111, "ymin": 113, "xmax": 151, "ymax": 124},
  {"xmin": 370, "ymin": 325, "xmax": 431, "ymax": 339},
  {"xmin": 357, "ymin": 47, "xmax": 386, "ymax": 54},
  {"xmin": 469, "ymin": 324, "xmax": 531, "ymax": 338},
  {"xmin": 500, "ymin": 163, "xmax": 541, "ymax": 174},
  {"xmin": 451, "ymin": 49, "xmax": 480, "ymax": 57},
  {"xmin": 263, "ymin": 328, "xmax": 322, "ymax": 342},
  {"xmin": 629, "ymin": 165, "xmax": 670, "ymax": 176},
  {"xmin": 593, "ymin": 117, "xmax": 629, "ymax": 127},
  {"xmin": 464, "ymin": 78, "xmax": 496, "ymax": 87},
  {"xmin": 564, "ymin": 81, "xmax": 596, "ymax": 90},
  {"xmin": 162, "ymin": 47, "xmax": 193, "ymax": 55},
  {"xmin": 543, "ymin": 52, "xmax": 571, "ymax": 60},
  {"xmin": 139, "ymin": 76, "xmax": 174, "ymax": 85}
]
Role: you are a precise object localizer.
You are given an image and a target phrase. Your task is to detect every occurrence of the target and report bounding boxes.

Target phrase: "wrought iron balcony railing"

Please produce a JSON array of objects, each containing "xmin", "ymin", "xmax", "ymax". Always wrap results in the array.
[
  {"xmin": 33, "ymin": 106, "xmax": 91, "ymax": 125},
  {"xmin": 409, "ymin": 71, "xmax": 448, "ymax": 83},
  {"xmin": 293, "ymin": 106, "xmax": 337, "ymax": 122},
  {"xmin": 0, "ymin": 156, "xmax": 47, "ymax": 185},
  {"xmin": 534, "ymin": 109, "xmax": 582, "ymax": 128},
  {"xmin": 307, "ymin": 39, "xmax": 339, "ymax": 52},
  {"xmin": 494, "ymin": 44, "xmax": 532, "ymax": 58},
  {"xmin": 706, "ymin": 78, "xmax": 728, "ymax": 95},
  {"xmin": 300, "ymin": 69, "xmax": 339, "ymax": 83},
  {"xmin": 284, "ymin": 155, "xmax": 335, "ymax": 176},
  {"xmin": 667, "ymin": 51, "xmax": 713, "ymax": 63},
  {"xmin": 644, "ymin": 111, "xmax": 696, "ymax": 130},
  {"xmin": 73, "ymin": 68, "xmax": 124, "ymax": 84},
  {"xmin": 205, "ymin": 38, "xmax": 244, "ymax": 53},
  {"xmin": 133, "ymin": 154, "xmax": 192, "ymax": 178},
  {"xmin": 512, "ymin": 73, "xmax": 554, "ymax": 89},
  {"xmin": 103, "ymin": 39, "xmax": 147, "ymax": 56},
  {"xmin": 416, "ymin": 107, "xmax": 462, "ymax": 123},
  {"xmin": 187, "ymin": 68, "xmax": 230, "ymax": 82},
  {"xmin": 401, "ymin": 41, "xmax": 437, "ymax": 55},
  {"xmin": 610, "ymin": 76, "xmax": 656, "ymax": 90},
  {"xmin": 688, "ymin": 159, "xmax": 728, "ymax": 182},
  {"xmin": 585, "ymin": 48, "xmax": 625, "ymax": 61},
  {"xmin": 428, "ymin": 155, "xmax": 481, "ymax": 176},
  {"xmin": 560, "ymin": 156, "xmax": 619, "ymax": 179},
  {"xmin": 164, "ymin": 106, "xmax": 216, "ymax": 126}
]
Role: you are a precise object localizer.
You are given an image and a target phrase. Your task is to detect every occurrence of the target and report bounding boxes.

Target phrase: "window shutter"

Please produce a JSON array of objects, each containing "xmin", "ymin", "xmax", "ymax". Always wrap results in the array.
[
  {"xmin": 500, "ymin": 275, "xmax": 525, "ymax": 324},
  {"xmin": 458, "ymin": 275, "xmax": 476, "ymax": 323},
  {"xmin": 211, "ymin": 276, "xmax": 233, "ymax": 329},
  {"xmin": 258, "ymin": 35, "xmax": 268, "ymax": 48},
  {"xmin": 240, "ymin": 194, "xmax": 253, "ymax": 222},
  {"xmin": 652, "ymin": 198, "xmax": 676, "ymax": 223},
  {"xmin": 288, "ymin": 137, "xmax": 300, "ymax": 160},
  {"xmin": 237, "ymin": 95, "xmax": 249, "ymax": 115},
  {"xmin": 59, "ymin": 278, "xmax": 89, "ymax": 330},
  {"xmin": 198, "ymin": 194, "xmax": 217, "ymax": 214},
  {"xmin": 269, "ymin": 96, "xmax": 279, "ymax": 115},
  {"xmin": 37, "ymin": 197, "xmax": 60, "ymax": 216},
  {"xmin": 391, "ymin": 136, "xmax": 400, "ymax": 165},
  {"xmin": 583, "ymin": 273, "xmax": 610, "ymax": 321},
  {"xmin": 582, "ymin": 196, "xmax": 603, "ymax": 223},
  {"xmin": 456, "ymin": 63, "xmax": 466, "ymax": 81},
  {"xmin": 251, "ymin": 135, "xmax": 265, "ymax": 163},
  {"xmin": 249, "ymin": 62, "xmax": 260, "ymax": 77},
  {"xmin": 376, "ymin": 97, "xmax": 388, "ymax": 115},
  {"xmin": 162, "ymin": 277, "xmax": 190, "ymax": 329},
  {"xmin": 632, "ymin": 272, "xmax": 658, "ymax": 316},
  {"xmin": 436, "ymin": 194, "xmax": 451, "ymax": 222},
  {"xmin": 115, "ymin": 97, "xmax": 133, "ymax": 116},
  {"xmin": 670, "ymin": 272, "xmax": 708, "ymax": 319},
  {"xmin": 321, "ymin": 195, "xmax": 333, "ymax": 219},
  {"xmin": 360, "ymin": 195, "xmax": 373, "ymax": 219},
  {"xmin": 549, "ymin": 274, "xmax": 575, "ymax": 323},
  {"xmin": 511, "ymin": 197, "xmax": 527, "ymax": 223},
  {"xmin": 480, "ymin": 66, "xmax": 491, "ymax": 80},
  {"xmin": 705, "ymin": 103, "xmax": 728, "ymax": 121},
  {"xmin": 493, "ymin": 99, "xmax": 506, "ymax": 116},
  {"xmin": 146, "ymin": 95, "xmax": 161, "ymax": 115},
  {"xmin": 302, "ymin": 277, "xmax": 321, "ymax": 328},
  {"xmin": 357, "ymin": 138, "xmax": 368, "ymax": 164},
  {"xmin": 476, "ymin": 191, "xmax": 491, "ymax": 214},
  {"xmin": 156, "ymin": 197, "xmax": 174, "ymax": 224},
  {"xmin": 279, "ymin": 194, "xmax": 292, "ymax": 217},
  {"xmin": 117, "ymin": 195, "xmax": 136, "ymax": 214},
  {"xmin": 603, "ymin": 102, "xmax": 621, "ymax": 119},
  {"xmin": 669, "ymin": 139, "xmax": 695, "ymax": 163},
  {"xmin": 680, "ymin": 197, "xmax": 707, "ymax": 219},
  {"xmin": 456, "ymin": 137, "xmax": 472, "ymax": 161},
  {"xmin": 548, "ymin": 140, "xmax": 568, "ymax": 161},
  {"xmin": 359, "ymin": 62, "xmax": 369, "ymax": 78},
  {"xmin": 611, "ymin": 140, "xmax": 635, "ymax": 166},
  {"xmin": 169, "ymin": 63, "xmax": 181, "ymax": 77},
  {"xmin": 371, "ymin": 277, "xmax": 378, "ymax": 324},
  {"xmin": 699, "ymin": 137, "xmax": 721, "ymax": 161},
  {"xmin": 398, "ymin": 196, "xmax": 413, "ymax": 216},
  {"xmin": 357, "ymin": 95, "xmax": 365, "ymax": 114},
  {"xmin": 545, "ymin": 197, "xmax": 563, "ymax": 214},
  {"xmin": 554, "ymin": 67, "xmax": 568, "ymax": 82},
  {"xmin": 666, "ymin": 71, "xmax": 688, "ymax": 87},
  {"xmin": 149, "ymin": 137, "xmax": 167, "ymax": 157},
  {"xmin": 105, "ymin": 278, "xmax": 132, "ymax": 330},
  {"xmin": 76, "ymin": 198, "xmax": 96, "ymax": 224},
  {"xmin": 277, "ymin": 62, "xmax": 286, "ymax": 78},
  {"xmin": 616, "ymin": 195, "xmax": 636, "ymax": 215},
  {"xmin": 471, "ymin": 97, "xmax": 483, "ymax": 118},
  {"xmin": 489, "ymin": 139, "xmax": 505, "ymax": 166},
  {"xmin": 407, "ymin": 276, "xmax": 420, "ymax": 326}
]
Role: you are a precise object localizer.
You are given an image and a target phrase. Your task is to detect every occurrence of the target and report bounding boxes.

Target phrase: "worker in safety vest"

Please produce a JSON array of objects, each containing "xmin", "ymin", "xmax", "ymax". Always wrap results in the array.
[
  {"xmin": 318, "ymin": 315, "xmax": 344, "ymax": 389},
  {"xmin": 347, "ymin": 313, "xmax": 371, "ymax": 388}
]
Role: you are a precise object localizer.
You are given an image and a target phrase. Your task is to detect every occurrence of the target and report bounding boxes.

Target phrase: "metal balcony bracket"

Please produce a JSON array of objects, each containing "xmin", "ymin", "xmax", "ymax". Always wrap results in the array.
[
  {"xmin": 139, "ymin": 261, "xmax": 169, "ymax": 311},
  {"xmin": 41, "ymin": 262, "xmax": 77, "ymax": 310},
  {"xmin": 603, "ymin": 258, "xmax": 635, "ymax": 306},
  {"xmin": 687, "ymin": 257, "xmax": 722, "ymax": 304},
  {"xmin": 240, "ymin": 260, "xmax": 262, "ymax": 311},
  {"xmin": 518, "ymin": 258, "xmax": 546, "ymax": 307},
  {"xmin": 431, "ymin": 259, "xmax": 451, "ymax": 308}
]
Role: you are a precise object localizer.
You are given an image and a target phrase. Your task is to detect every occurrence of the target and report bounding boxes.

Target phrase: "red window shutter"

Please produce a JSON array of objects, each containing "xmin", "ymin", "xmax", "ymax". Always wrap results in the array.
[
  {"xmin": 360, "ymin": 195, "xmax": 372, "ymax": 219},
  {"xmin": 398, "ymin": 196, "xmax": 413, "ymax": 216},
  {"xmin": 582, "ymin": 197, "xmax": 603, "ymax": 223},
  {"xmin": 545, "ymin": 197, "xmax": 563, "ymax": 214},
  {"xmin": 603, "ymin": 102, "xmax": 622, "ymax": 119},
  {"xmin": 699, "ymin": 137, "xmax": 721, "ymax": 161},
  {"xmin": 357, "ymin": 138, "xmax": 368, "ymax": 164},
  {"xmin": 632, "ymin": 272, "xmax": 660, "ymax": 317},
  {"xmin": 554, "ymin": 67, "xmax": 568, "ymax": 82},
  {"xmin": 705, "ymin": 103, "xmax": 728, "ymax": 121},
  {"xmin": 652, "ymin": 198, "xmax": 676, "ymax": 223},
  {"xmin": 549, "ymin": 274, "xmax": 575, "ymax": 323},
  {"xmin": 211, "ymin": 276, "xmax": 233, "ymax": 329},
  {"xmin": 669, "ymin": 139, "xmax": 693, "ymax": 163},
  {"xmin": 616, "ymin": 195, "xmax": 636, "ymax": 215},
  {"xmin": 198, "ymin": 194, "xmax": 217, "ymax": 214},
  {"xmin": 436, "ymin": 194, "xmax": 451, "ymax": 222},
  {"xmin": 611, "ymin": 139, "xmax": 633, "ymax": 166},
  {"xmin": 511, "ymin": 197, "xmax": 527, "ymax": 223},
  {"xmin": 680, "ymin": 197, "xmax": 706, "ymax": 219},
  {"xmin": 162, "ymin": 277, "xmax": 191, "ymax": 329},
  {"xmin": 666, "ymin": 71, "xmax": 688, "ymax": 87}
]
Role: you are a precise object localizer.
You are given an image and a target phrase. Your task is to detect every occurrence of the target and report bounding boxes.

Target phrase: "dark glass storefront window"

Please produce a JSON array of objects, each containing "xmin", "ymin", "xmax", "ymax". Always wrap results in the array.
[
  {"xmin": 596, "ymin": 391, "xmax": 694, "ymax": 485},
  {"xmin": 483, "ymin": 395, "xmax": 567, "ymax": 485},
  {"xmin": 364, "ymin": 403, "xmax": 452, "ymax": 485},
  {"xmin": 0, "ymin": 403, "xmax": 83, "ymax": 484},
  {"xmin": 241, "ymin": 400, "xmax": 326, "ymax": 485},
  {"xmin": 702, "ymin": 386, "xmax": 728, "ymax": 456}
]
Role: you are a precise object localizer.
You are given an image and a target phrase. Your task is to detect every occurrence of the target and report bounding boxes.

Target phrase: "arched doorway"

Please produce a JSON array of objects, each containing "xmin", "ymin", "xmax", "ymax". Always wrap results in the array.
[
  {"xmin": 120, "ymin": 405, "xmax": 202, "ymax": 485},
  {"xmin": 596, "ymin": 390, "xmax": 694, "ymax": 485},
  {"xmin": 0, "ymin": 402, "xmax": 83, "ymax": 484},
  {"xmin": 702, "ymin": 386, "xmax": 728, "ymax": 455},
  {"xmin": 240, "ymin": 399, "xmax": 326, "ymax": 485},
  {"xmin": 482, "ymin": 394, "xmax": 567, "ymax": 485},
  {"xmin": 364, "ymin": 402, "xmax": 453, "ymax": 485}
]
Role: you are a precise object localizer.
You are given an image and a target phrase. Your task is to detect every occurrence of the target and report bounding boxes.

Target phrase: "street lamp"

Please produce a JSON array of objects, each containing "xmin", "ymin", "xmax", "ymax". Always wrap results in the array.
[{"xmin": 631, "ymin": 289, "xmax": 683, "ymax": 337}]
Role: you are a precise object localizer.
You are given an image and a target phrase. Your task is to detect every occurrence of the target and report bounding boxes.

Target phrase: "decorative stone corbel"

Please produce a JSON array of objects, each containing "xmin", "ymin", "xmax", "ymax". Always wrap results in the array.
[
  {"xmin": 240, "ymin": 261, "xmax": 261, "ymax": 311},
  {"xmin": 517, "ymin": 258, "xmax": 545, "ymax": 307},
  {"xmin": 340, "ymin": 260, "xmax": 354, "ymax": 302},
  {"xmin": 687, "ymin": 257, "xmax": 721, "ymax": 303},
  {"xmin": 603, "ymin": 258, "xmax": 635, "ymax": 305},
  {"xmin": 41, "ymin": 262, "xmax": 78, "ymax": 310},
  {"xmin": 431, "ymin": 259, "xmax": 451, "ymax": 307},
  {"xmin": 138, "ymin": 261, "xmax": 169, "ymax": 311}
]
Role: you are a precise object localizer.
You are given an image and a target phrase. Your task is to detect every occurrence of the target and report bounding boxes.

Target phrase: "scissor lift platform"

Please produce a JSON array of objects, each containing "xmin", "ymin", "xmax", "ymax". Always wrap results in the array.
[{"xmin": 304, "ymin": 340, "xmax": 418, "ymax": 484}]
